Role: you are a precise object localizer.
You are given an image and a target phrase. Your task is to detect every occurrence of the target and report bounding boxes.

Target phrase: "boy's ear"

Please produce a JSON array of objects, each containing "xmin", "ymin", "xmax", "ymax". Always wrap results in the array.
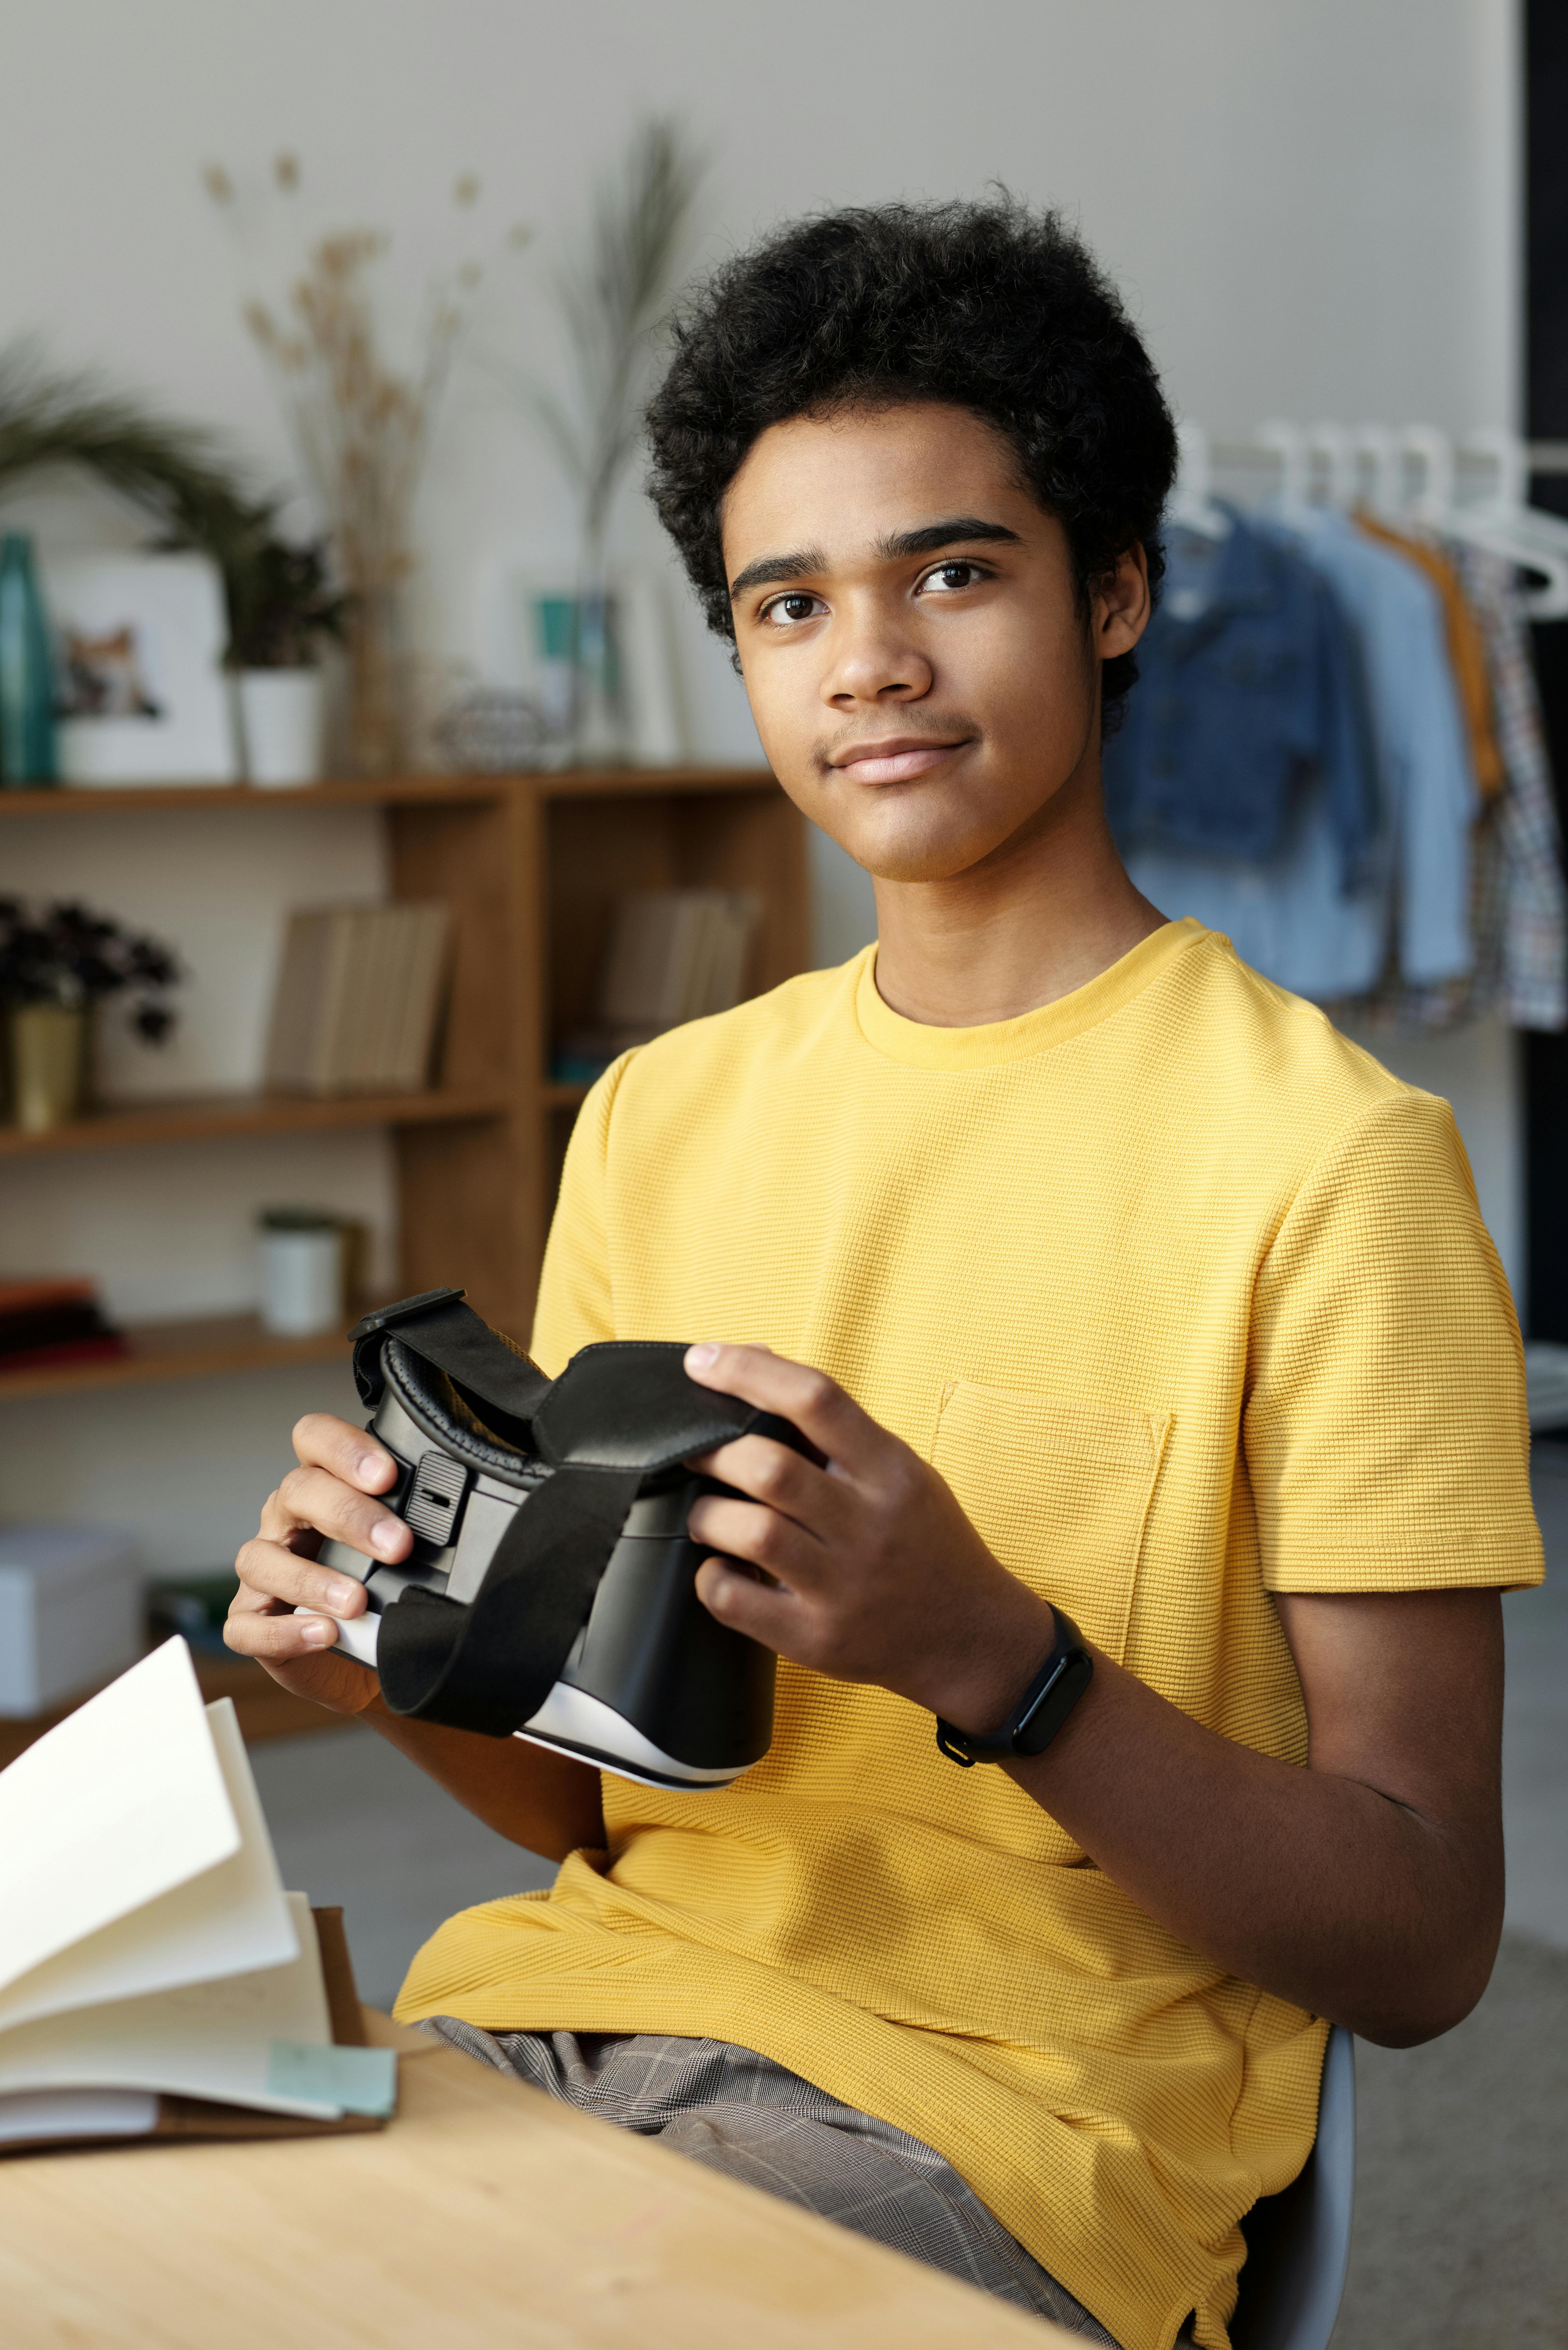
[{"xmin": 1095, "ymin": 543, "xmax": 1152, "ymax": 660}]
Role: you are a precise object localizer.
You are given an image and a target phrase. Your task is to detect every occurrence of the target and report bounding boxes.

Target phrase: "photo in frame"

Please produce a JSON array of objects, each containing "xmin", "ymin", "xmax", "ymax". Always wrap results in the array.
[{"xmin": 40, "ymin": 551, "xmax": 240, "ymax": 786}]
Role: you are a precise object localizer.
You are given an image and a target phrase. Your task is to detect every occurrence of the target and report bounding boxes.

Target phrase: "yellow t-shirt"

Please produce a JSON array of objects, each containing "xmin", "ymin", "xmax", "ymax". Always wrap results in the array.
[{"xmin": 397, "ymin": 918, "xmax": 1541, "ymax": 2350}]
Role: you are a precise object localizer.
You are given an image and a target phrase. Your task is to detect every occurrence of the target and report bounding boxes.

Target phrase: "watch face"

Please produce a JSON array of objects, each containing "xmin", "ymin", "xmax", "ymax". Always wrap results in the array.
[
  {"xmin": 935, "ymin": 1621, "xmax": 1092, "ymax": 1766},
  {"xmin": 1015, "ymin": 1648, "xmax": 1093, "ymax": 1754}
]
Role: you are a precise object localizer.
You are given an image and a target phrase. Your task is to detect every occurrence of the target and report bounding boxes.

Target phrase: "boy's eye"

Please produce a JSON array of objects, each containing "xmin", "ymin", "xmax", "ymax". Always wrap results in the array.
[
  {"xmin": 761, "ymin": 592, "xmax": 825, "ymax": 627},
  {"xmin": 920, "ymin": 561, "xmax": 986, "ymax": 594}
]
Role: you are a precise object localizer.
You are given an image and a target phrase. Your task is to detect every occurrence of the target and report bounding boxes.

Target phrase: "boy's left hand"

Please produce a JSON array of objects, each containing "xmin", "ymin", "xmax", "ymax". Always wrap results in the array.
[{"xmin": 683, "ymin": 1342, "xmax": 1055, "ymax": 1735}]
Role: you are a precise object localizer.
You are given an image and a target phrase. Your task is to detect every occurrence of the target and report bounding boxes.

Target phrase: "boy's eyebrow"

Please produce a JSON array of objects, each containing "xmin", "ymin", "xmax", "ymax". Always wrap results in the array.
[
  {"xmin": 727, "ymin": 516, "xmax": 1022, "ymax": 603},
  {"xmin": 876, "ymin": 516, "xmax": 1023, "ymax": 560},
  {"xmin": 728, "ymin": 545, "xmax": 828, "ymax": 601}
]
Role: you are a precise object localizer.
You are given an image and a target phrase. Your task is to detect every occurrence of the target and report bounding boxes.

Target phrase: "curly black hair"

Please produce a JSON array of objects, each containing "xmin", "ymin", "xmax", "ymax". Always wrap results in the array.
[{"xmin": 646, "ymin": 196, "xmax": 1177, "ymax": 719}]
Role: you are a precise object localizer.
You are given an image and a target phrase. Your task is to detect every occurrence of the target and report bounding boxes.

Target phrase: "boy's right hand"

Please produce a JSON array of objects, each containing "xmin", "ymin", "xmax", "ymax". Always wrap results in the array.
[{"xmin": 226, "ymin": 1412, "xmax": 413, "ymax": 1715}]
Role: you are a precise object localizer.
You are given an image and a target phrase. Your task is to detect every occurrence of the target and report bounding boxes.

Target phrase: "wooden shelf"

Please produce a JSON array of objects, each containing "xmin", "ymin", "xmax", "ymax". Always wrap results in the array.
[
  {"xmin": 4, "ymin": 764, "xmax": 809, "ymax": 1381},
  {"xmin": 0, "ymin": 1310, "xmax": 363, "ymax": 1401},
  {"xmin": 0, "ymin": 766, "xmax": 774, "ymax": 819},
  {"xmin": 0, "ymin": 1085, "xmax": 511, "ymax": 1158},
  {"xmin": 0, "ymin": 1650, "xmax": 361, "ymax": 1770}
]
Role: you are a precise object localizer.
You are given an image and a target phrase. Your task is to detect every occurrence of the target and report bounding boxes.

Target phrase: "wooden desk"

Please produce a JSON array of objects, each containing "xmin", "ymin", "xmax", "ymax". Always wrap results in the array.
[{"xmin": 0, "ymin": 2012, "xmax": 1075, "ymax": 2349}]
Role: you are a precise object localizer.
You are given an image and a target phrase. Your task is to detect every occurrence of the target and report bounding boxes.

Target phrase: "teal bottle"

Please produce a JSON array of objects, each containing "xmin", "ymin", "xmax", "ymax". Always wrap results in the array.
[{"xmin": 0, "ymin": 533, "xmax": 57, "ymax": 785}]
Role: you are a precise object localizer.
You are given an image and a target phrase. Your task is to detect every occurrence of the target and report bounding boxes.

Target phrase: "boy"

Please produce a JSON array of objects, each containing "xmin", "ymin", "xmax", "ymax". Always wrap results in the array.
[{"xmin": 228, "ymin": 200, "xmax": 1540, "ymax": 2350}]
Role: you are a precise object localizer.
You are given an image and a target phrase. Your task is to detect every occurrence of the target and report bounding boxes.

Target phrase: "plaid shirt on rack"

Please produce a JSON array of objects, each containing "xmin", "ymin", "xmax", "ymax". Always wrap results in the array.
[
  {"xmin": 1373, "ymin": 542, "xmax": 1565, "ymax": 1033},
  {"xmin": 1461, "ymin": 544, "xmax": 1568, "ymax": 1030}
]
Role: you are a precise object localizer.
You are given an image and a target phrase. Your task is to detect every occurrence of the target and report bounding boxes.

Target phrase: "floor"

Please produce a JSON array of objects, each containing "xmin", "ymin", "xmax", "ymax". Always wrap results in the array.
[
  {"xmin": 1496, "ymin": 1446, "xmax": 1568, "ymax": 1948},
  {"xmin": 1334, "ymin": 1933, "xmax": 1568, "ymax": 2350},
  {"xmin": 1327, "ymin": 1446, "xmax": 1568, "ymax": 2348},
  {"xmin": 247, "ymin": 1452, "xmax": 1568, "ymax": 2341},
  {"xmin": 249, "ymin": 1725, "xmax": 555, "ymax": 2012}
]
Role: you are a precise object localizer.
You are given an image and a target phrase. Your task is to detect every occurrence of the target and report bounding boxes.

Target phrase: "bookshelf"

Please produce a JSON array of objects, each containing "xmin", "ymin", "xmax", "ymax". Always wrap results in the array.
[
  {"xmin": 0, "ymin": 768, "xmax": 808, "ymax": 1398},
  {"xmin": 0, "ymin": 1084, "xmax": 513, "ymax": 1158}
]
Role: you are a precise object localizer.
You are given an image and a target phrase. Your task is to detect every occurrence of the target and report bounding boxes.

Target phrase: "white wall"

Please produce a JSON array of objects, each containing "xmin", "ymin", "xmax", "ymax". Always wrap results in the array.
[{"xmin": 0, "ymin": 0, "xmax": 1526, "ymax": 1565}]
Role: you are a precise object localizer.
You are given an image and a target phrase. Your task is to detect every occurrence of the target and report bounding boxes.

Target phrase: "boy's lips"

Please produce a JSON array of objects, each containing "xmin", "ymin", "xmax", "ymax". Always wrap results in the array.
[{"xmin": 828, "ymin": 736, "xmax": 969, "ymax": 785}]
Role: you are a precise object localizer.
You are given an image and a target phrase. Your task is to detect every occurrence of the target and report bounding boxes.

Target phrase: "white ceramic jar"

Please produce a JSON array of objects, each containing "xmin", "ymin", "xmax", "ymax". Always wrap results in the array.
[{"xmin": 259, "ymin": 1212, "xmax": 344, "ymax": 1336}]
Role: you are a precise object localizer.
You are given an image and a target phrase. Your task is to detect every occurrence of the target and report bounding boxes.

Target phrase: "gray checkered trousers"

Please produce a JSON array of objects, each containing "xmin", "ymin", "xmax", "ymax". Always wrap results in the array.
[{"xmin": 424, "ymin": 2021, "xmax": 1129, "ymax": 2339}]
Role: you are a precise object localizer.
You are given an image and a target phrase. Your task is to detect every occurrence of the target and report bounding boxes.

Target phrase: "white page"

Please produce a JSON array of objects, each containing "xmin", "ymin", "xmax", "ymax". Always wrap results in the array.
[
  {"xmin": 0, "ymin": 1640, "xmax": 238, "ymax": 1998},
  {"xmin": 0, "ymin": 1894, "xmax": 338, "ymax": 2119},
  {"xmin": 0, "ymin": 2088, "xmax": 158, "ymax": 2145},
  {"xmin": 0, "ymin": 1699, "xmax": 297, "ymax": 2037}
]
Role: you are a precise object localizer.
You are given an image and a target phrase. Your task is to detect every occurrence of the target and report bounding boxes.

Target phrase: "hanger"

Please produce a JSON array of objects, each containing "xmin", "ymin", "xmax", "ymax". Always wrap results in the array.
[
  {"xmin": 1165, "ymin": 423, "xmax": 1233, "ymax": 539},
  {"xmin": 1403, "ymin": 423, "xmax": 1568, "ymax": 620},
  {"xmin": 1305, "ymin": 422, "xmax": 1357, "ymax": 509},
  {"xmin": 1460, "ymin": 427, "xmax": 1568, "ymax": 618},
  {"xmin": 1255, "ymin": 420, "xmax": 1314, "ymax": 520},
  {"xmin": 1464, "ymin": 426, "xmax": 1532, "ymax": 513},
  {"xmin": 1351, "ymin": 425, "xmax": 1402, "ymax": 518},
  {"xmin": 1399, "ymin": 425, "xmax": 1458, "ymax": 525}
]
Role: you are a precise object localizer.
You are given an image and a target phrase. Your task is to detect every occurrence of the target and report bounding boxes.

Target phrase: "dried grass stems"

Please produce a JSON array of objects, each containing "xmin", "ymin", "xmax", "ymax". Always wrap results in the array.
[
  {"xmin": 245, "ymin": 235, "xmax": 456, "ymax": 771},
  {"xmin": 206, "ymin": 153, "xmax": 512, "ymax": 772}
]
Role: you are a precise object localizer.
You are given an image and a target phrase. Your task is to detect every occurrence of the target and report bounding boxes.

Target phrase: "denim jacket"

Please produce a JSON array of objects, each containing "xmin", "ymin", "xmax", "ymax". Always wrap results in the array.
[
  {"xmin": 1125, "ymin": 513, "xmax": 1478, "ymax": 1002},
  {"xmin": 1105, "ymin": 510, "xmax": 1377, "ymax": 881}
]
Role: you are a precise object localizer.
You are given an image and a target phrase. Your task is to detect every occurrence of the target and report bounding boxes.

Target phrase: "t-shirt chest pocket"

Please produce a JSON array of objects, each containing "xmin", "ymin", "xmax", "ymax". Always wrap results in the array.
[{"xmin": 930, "ymin": 1383, "xmax": 1171, "ymax": 1663}]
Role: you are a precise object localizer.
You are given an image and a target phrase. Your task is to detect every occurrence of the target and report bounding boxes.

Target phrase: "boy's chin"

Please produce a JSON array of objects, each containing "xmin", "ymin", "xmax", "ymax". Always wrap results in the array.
[
  {"xmin": 841, "ymin": 813, "xmax": 1023, "ymax": 887},
  {"xmin": 824, "ymin": 784, "xmax": 1046, "ymax": 886}
]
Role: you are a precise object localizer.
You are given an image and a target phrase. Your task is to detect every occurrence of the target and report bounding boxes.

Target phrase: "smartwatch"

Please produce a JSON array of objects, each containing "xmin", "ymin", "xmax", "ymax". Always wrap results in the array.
[{"xmin": 935, "ymin": 1605, "xmax": 1093, "ymax": 1766}]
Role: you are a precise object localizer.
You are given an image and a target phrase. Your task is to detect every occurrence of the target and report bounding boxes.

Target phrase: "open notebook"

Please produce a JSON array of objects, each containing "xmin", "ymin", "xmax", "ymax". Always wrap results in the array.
[{"xmin": 0, "ymin": 1637, "xmax": 396, "ymax": 2153}]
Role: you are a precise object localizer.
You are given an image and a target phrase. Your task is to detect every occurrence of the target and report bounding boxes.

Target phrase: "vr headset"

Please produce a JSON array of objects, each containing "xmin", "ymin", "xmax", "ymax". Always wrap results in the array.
[{"xmin": 309, "ymin": 1288, "xmax": 801, "ymax": 1790}]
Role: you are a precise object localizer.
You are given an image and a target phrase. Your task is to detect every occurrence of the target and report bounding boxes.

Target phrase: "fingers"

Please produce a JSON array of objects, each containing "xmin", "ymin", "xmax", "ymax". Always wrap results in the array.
[
  {"xmin": 261, "ymin": 1463, "xmax": 411, "ymax": 1566},
  {"xmin": 685, "ymin": 1492, "xmax": 822, "ymax": 1591},
  {"xmin": 292, "ymin": 1412, "xmax": 399, "ymax": 1493},
  {"xmin": 694, "ymin": 1553, "xmax": 803, "ymax": 1650},
  {"xmin": 223, "ymin": 1590, "xmax": 379, "ymax": 1713},
  {"xmin": 233, "ymin": 1533, "xmax": 369, "ymax": 1624},
  {"xmin": 684, "ymin": 1344, "xmax": 868, "ymax": 1464},
  {"xmin": 225, "ymin": 1569, "xmax": 344, "ymax": 1658},
  {"xmin": 692, "ymin": 1430, "xmax": 836, "ymax": 1527}
]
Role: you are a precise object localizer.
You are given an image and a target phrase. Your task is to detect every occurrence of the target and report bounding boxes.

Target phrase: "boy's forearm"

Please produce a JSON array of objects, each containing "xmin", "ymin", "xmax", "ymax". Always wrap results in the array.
[
  {"xmin": 1006, "ymin": 1629, "xmax": 1503, "ymax": 2046},
  {"xmin": 363, "ymin": 1695, "xmax": 607, "ymax": 1861}
]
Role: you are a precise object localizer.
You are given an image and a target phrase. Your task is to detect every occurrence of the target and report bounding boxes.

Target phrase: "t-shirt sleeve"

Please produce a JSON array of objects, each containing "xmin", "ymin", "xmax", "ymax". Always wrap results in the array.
[
  {"xmin": 1245, "ymin": 1087, "xmax": 1542, "ymax": 1592},
  {"xmin": 528, "ymin": 1050, "xmax": 637, "ymax": 1375}
]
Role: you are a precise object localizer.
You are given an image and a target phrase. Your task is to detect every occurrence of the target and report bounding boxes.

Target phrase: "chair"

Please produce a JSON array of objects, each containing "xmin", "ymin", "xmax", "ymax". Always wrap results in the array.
[{"xmin": 1227, "ymin": 2026, "xmax": 1355, "ymax": 2350}]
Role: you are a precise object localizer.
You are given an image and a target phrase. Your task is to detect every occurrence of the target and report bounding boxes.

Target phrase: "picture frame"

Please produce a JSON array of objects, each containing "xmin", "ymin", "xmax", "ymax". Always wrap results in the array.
[
  {"xmin": 40, "ymin": 551, "xmax": 240, "ymax": 786},
  {"xmin": 470, "ymin": 556, "xmax": 692, "ymax": 770}
]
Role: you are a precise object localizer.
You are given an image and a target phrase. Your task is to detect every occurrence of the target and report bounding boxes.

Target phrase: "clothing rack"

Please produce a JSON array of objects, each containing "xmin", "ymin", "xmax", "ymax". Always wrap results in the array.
[
  {"xmin": 1122, "ymin": 427, "xmax": 1568, "ymax": 1035},
  {"xmin": 1171, "ymin": 424, "xmax": 1568, "ymax": 621}
]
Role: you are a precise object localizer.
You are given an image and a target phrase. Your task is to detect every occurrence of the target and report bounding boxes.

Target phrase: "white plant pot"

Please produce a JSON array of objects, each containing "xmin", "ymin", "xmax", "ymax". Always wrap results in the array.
[{"xmin": 236, "ymin": 668, "xmax": 326, "ymax": 787}]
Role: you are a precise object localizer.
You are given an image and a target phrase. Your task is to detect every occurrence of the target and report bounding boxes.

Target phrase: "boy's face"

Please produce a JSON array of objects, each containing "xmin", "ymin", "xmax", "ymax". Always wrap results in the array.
[{"xmin": 721, "ymin": 400, "xmax": 1149, "ymax": 884}]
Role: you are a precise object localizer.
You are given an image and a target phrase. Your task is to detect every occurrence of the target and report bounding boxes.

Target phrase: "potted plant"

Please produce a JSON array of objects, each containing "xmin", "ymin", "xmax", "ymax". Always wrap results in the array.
[
  {"xmin": 0, "ymin": 899, "xmax": 182, "ymax": 1132},
  {"xmin": 224, "ymin": 535, "xmax": 346, "ymax": 785}
]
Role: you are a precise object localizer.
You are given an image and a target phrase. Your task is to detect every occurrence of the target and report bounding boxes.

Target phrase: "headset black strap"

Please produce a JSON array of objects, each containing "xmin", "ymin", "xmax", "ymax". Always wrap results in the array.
[
  {"xmin": 376, "ymin": 1462, "xmax": 642, "ymax": 1735},
  {"xmin": 349, "ymin": 1289, "xmax": 553, "ymax": 1425}
]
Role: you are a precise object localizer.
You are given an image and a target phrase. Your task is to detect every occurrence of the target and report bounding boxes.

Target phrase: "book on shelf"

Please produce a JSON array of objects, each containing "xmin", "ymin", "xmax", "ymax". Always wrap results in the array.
[
  {"xmin": 263, "ymin": 903, "xmax": 451, "ymax": 1098},
  {"xmin": 0, "ymin": 1276, "xmax": 124, "ymax": 1376},
  {"xmin": 553, "ymin": 887, "xmax": 765, "ymax": 1084},
  {"xmin": 0, "ymin": 1638, "xmax": 396, "ymax": 2155}
]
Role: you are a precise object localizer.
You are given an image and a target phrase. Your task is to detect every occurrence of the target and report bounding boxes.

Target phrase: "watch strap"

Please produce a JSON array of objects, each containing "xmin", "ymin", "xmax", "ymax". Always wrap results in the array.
[{"xmin": 935, "ymin": 1605, "xmax": 1093, "ymax": 1765}]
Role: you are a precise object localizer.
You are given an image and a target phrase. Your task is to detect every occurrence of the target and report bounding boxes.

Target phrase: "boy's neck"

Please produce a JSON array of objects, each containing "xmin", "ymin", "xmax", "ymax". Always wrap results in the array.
[{"xmin": 868, "ymin": 765, "xmax": 1166, "ymax": 1031}]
